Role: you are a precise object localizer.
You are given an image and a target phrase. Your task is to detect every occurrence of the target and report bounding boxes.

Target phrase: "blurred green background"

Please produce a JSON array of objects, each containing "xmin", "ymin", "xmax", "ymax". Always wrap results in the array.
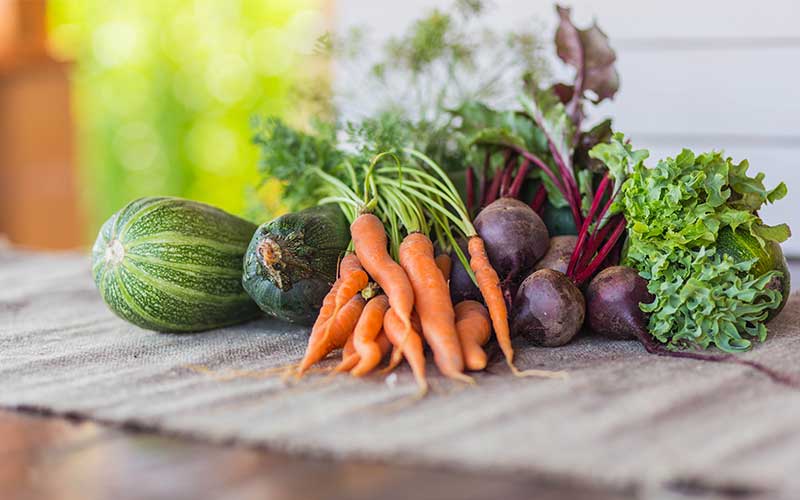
[{"xmin": 46, "ymin": 0, "xmax": 328, "ymax": 237}]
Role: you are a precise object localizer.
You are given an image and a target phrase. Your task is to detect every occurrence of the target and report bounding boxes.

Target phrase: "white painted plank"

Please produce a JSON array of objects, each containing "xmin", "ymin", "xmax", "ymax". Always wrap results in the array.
[{"xmin": 335, "ymin": 0, "xmax": 800, "ymax": 40}]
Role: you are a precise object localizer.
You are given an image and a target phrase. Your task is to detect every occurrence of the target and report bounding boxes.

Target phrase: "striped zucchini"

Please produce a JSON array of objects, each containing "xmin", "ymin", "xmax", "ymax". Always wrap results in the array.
[{"xmin": 92, "ymin": 197, "xmax": 261, "ymax": 332}]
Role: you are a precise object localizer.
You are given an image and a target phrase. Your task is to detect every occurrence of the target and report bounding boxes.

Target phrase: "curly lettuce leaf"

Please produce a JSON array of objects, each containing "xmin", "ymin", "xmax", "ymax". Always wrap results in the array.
[{"xmin": 619, "ymin": 149, "xmax": 790, "ymax": 352}]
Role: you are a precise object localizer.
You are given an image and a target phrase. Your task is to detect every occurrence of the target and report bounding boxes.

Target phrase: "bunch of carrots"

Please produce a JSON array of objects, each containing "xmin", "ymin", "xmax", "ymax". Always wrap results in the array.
[{"xmin": 290, "ymin": 151, "xmax": 566, "ymax": 395}]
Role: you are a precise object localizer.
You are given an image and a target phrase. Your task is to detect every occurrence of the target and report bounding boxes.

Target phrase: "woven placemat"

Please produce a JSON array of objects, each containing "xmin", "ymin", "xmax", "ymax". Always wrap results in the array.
[{"xmin": 2, "ymin": 249, "xmax": 799, "ymax": 498}]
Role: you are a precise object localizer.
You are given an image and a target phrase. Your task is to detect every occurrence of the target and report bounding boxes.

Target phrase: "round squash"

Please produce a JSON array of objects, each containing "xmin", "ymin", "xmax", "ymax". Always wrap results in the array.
[
  {"xmin": 92, "ymin": 197, "xmax": 260, "ymax": 332},
  {"xmin": 242, "ymin": 204, "xmax": 349, "ymax": 326},
  {"xmin": 716, "ymin": 226, "xmax": 790, "ymax": 319}
]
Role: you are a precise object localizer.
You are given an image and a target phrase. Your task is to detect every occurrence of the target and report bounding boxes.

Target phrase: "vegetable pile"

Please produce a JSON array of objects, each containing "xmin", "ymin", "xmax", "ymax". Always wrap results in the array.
[{"xmin": 91, "ymin": 2, "xmax": 796, "ymax": 393}]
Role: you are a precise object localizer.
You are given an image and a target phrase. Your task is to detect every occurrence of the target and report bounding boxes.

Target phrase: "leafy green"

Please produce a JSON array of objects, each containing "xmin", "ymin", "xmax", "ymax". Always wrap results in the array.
[
  {"xmin": 252, "ymin": 118, "xmax": 344, "ymax": 212},
  {"xmin": 617, "ymin": 148, "xmax": 790, "ymax": 352}
]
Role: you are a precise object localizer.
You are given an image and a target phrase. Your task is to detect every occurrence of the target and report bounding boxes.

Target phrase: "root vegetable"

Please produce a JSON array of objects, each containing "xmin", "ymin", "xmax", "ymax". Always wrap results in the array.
[
  {"xmin": 454, "ymin": 300, "xmax": 491, "ymax": 371},
  {"xmin": 585, "ymin": 266, "xmax": 800, "ymax": 388},
  {"xmin": 512, "ymin": 269, "xmax": 585, "ymax": 347},
  {"xmin": 586, "ymin": 266, "xmax": 651, "ymax": 340},
  {"xmin": 400, "ymin": 233, "xmax": 469, "ymax": 382},
  {"xmin": 473, "ymin": 198, "xmax": 550, "ymax": 282},
  {"xmin": 534, "ymin": 235, "xmax": 578, "ymax": 274}
]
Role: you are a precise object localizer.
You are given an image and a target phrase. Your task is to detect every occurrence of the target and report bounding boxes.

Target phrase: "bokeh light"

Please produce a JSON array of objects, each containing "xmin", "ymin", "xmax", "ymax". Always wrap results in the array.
[{"xmin": 46, "ymin": 0, "xmax": 327, "ymax": 238}]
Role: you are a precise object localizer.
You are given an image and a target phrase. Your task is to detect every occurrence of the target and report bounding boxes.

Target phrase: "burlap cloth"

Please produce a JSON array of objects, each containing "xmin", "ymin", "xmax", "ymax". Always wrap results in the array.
[{"xmin": 2, "ymin": 249, "xmax": 799, "ymax": 498}]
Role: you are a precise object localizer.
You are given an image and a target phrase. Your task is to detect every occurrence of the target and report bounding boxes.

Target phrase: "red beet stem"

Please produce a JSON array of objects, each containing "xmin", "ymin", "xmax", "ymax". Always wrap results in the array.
[
  {"xmin": 637, "ymin": 333, "xmax": 800, "ymax": 388},
  {"xmin": 530, "ymin": 184, "xmax": 548, "ymax": 215},
  {"xmin": 509, "ymin": 159, "xmax": 531, "ymax": 198}
]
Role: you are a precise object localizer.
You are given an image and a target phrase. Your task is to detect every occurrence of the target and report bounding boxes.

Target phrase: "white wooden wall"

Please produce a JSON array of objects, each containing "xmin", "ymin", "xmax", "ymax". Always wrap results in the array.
[{"xmin": 335, "ymin": 0, "xmax": 800, "ymax": 255}]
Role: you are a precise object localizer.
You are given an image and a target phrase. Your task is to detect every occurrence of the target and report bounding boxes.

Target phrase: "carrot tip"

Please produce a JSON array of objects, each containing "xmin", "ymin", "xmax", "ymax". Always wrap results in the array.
[
  {"xmin": 446, "ymin": 372, "xmax": 476, "ymax": 385},
  {"xmin": 511, "ymin": 365, "xmax": 569, "ymax": 380}
]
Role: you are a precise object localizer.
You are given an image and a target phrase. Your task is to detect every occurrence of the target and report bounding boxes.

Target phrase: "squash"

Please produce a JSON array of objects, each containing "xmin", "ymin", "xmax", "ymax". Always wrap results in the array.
[
  {"xmin": 717, "ymin": 226, "xmax": 791, "ymax": 319},
  {"xmin": 242, "ymin": 204, "xmax": 349, "ymax": 326},
  {"xmin": 92, "ymin": 197, "xmax": 260, "ymax": 332}
]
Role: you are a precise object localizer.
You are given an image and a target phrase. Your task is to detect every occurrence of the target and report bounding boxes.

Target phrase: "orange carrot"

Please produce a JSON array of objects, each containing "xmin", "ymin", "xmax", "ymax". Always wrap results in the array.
[
  {"xmin": 454, "ymin": 300, "xmax": 491, "ymax": 371},
  {"xmin": 468, "ymin": 237, "xmax": 564, "ymax": 379},
  {"xmin": 468, "ymin": 236, "xmax": 515, "ymax": 369},
  {"xmin": 383, "ymin": 307, "xmax": 427, "ymax": 394},
  {"xmin": 400, "ymin": 233, "xmax": 470, "ymax": 383},
  {"xmin": 351, "ymin": 295, "xmax": 391, "ymax": 376},
  {"xmin": 298, "ymin": 294, "xmax": 365, "ymax": 375},
  {"xmin": 351, "ymin": 213, "xmax": 415, "ymax": 339},
  {"xmin": 435, "ymin": 253, "xmax": 452, "ymax": 281},
  {"xmin": 325, "ymin": 255, "xmax": 369, "ymax": 337},
  {"xmin": 334, "ymin": 333, "xmax": 359, "ymax": 372},
  {"xmin": 385, "ymin": 310, "xmax": 423, "ymax": 372}
]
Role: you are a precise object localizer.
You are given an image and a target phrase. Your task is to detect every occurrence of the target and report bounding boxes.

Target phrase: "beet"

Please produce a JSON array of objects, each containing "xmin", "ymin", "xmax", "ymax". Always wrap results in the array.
[
  {"xmin": 474, "ymin": 198, "xmax": 549, "ymax": 283},
  {"xmin": 449, "ymin": 238, "xmax": 482, "ymax": 304},
  {"xmin": 511, "ymin": 269, "xmax": 585, "ymax": 347},
  {"xmin": 534, "ymin": 235, "xmax": 578, "ymax": 274},
  {"xmin": 586, "ymin": 266, "xmax": 652, "ymax": 340},
  {"xmin": 585, "ymin": 265, "xmax": 800, "ymax": 388}
]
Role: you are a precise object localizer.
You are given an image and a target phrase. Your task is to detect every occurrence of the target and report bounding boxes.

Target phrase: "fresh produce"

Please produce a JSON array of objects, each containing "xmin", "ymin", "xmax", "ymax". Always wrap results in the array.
[
  {"xmin": 449, "ymin": 238, "xmax": 482, "ymax": 303},
  {"xmin": 351, "ymin": 295, "xmax": 392, "ymax": 376},
  {"xmin": 90, "ymin": 3, "xmax": 796, "ymax": 393},
  {"xmin": 298, "ymin": 254, "xmax": 365, "ymax": 375},
  {"xmin": 384, "ymin": 307, "xmax": 428, "ymax": 392},
  {"xmin": 299, "ymin": 293, "xmax": 366, "ymax": 375},
  {"xmin": 585, "ymin": 266, "xmax": 651, "ymax": 340},
  {"xmin": 535, "ymin": 235, "xmax": 578, "ymax": 274},
  {"xmin": 435, "ymin": 253, "xmax": 452, "ymax": 280},
  {"xmin": 512, "ymin": 269, "xmax": 585, "ymax": 347},
  {"xmin": 615, "ymin": 146, "xmax": 791, "ymax": 352},
  {"xmin": 92, "ymin": 197, "xmax": 261, "ymax": 332},
  {"xmin": 242, "ymin": 204, "xmax": 349, "ymax": 325},
  {"xmin": 454, "ymin": 300, "xmax": 492, "ymax": 371},
  {"xmin": 400, "ymin": 232, "xmax": 471, "ymax": 383},
  {"xmin": 472, "ymin": 197, "xmax": 549, "ymax": 282},
  {"xmin": 585, "ymin": 266, "xmax": 798, "ymax": 386}
]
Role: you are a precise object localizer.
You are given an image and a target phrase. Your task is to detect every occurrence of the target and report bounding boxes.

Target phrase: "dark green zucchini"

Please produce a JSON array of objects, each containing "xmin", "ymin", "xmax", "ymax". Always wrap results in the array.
[
  {"xmin": 242, "ymin": 204, "xmax": 349, "ymax": 326},
  {"xmin": 92, "ymin": 197, "xmax": 261, "ymax": 332}
]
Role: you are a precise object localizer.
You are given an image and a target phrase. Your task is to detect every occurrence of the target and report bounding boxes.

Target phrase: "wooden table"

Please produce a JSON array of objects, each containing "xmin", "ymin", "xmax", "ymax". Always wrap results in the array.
[{"xmin": 0, "ymin": 409, "xmax": 632, "ymax": 500}]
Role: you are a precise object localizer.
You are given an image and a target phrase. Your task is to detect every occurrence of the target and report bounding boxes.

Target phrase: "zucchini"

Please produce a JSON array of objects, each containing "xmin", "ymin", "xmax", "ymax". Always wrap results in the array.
[
  {"xmin": 242, "ymin": 204, "xmax": 349, "ymax": 326},
  {"xmin": 92, "ymin": 197, "xmax": 261, "ymax": 332},
  {"xmin": 717, "ymin": 226, "xmax": 790, "ymax": 319}
]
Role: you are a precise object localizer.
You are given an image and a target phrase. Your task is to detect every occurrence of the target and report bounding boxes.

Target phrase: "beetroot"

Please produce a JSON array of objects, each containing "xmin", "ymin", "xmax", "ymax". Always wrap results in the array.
[
  {"xmin": 585, "ymin": 265, "xmax": 799, "ymax": 388},
  {"xmin": 586, "ymin": 266, "xmax": 652, "ymax": 340},
  {"xmin": 511, "ymin": 269, "xmax": 585, "ymax": 347},
  {"xmin": 449, "ymin": 238, "xmax": 482, "ymax": 304},
  {"xmin": 474, "ymin": 198, "xmax": 549, "ymax": 283},
  {"xmin": 534, "ymin": 235, "xmax": 578, "ymax": 274}
]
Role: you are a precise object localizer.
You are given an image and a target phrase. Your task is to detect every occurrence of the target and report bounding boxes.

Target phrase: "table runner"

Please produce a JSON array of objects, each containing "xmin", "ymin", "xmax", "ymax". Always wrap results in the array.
[{"xmin": 2, "ymin": 249, "xmax": 799, "ymax": 498}]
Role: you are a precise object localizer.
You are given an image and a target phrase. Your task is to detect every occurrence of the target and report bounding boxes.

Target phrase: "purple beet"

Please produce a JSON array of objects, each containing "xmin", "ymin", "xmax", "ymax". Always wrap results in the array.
[
  {"xmin": 511, "ymin": 269, "xmax": 585, "ymax": 347},
  {"xmin": 474, "ymin": 198, "xmax": 549, "ymax": 283},
  {"xmin": 586, "ymin": 266, "xmax": 652, "ymax": 340},
  {"xmin": 585, "ymin": 265, "xmax": 799, "ymax": 388},
  {"xmin": 534, "ymin": 235, "xmax": 578, "ymax": 274},
  {"xmin": 449, "ymin": 238, "xmax": 482, "ymax": 304}
]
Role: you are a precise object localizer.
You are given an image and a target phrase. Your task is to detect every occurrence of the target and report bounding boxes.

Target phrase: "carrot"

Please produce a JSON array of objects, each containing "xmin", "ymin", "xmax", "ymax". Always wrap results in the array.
[
  {"xmin": 298, "ymin": 294, "xmax": 365, "ymax": 375},
  {"xmin": 400, "ymin": 233, "xmax": 470, "ymax": 383},
  {"xmin": 384, "ymin": 310, "xmax": 422, "ymax": 373},
  {"xmin": 435, "ymin": 254, "xmax": 452, "ymax": 281},
  {"xmin": 468, "ymin": 236, "xmax": 516, "ymax": 370},
  {"xmin": 325, "ymin": 254, "xmax": 369, "ymax": 338},
  {"xmin": 334, "ymin": 333, "xmax": 359, "ymax": 373},
  {"xmin": 383, "ymin": 307, "xmax": 427, "ymax": 394},
  {"xmin": 351, "ymin": 213, "xmax": 415, "ymax": 340},
  {"xmin": 454, "ymin": 300, "xmax": 491, "ymax": 371},
  {"xmin": 351, "ymin": 295, "xmax": 391, "ymax": 377}
]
